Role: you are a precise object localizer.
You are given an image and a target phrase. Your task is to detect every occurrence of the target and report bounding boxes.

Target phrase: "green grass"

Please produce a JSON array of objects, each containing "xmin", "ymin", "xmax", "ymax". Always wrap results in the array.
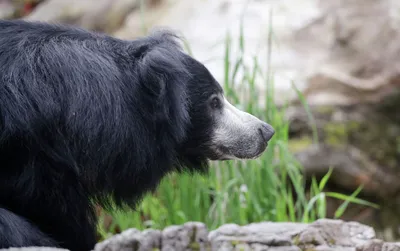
[{"xmin": 97, "ymin": 11, "xmax": 379, "ymax": 239}]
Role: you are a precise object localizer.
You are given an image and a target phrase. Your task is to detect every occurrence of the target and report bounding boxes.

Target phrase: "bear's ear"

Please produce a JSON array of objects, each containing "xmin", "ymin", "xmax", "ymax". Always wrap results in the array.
[
  {"xmin": 129, "ymin": 29, "xmax": 182, "ymax": 59},
  {"xmin": 135, "ymin": 39, "xmax": 191, "ymax": 144}
]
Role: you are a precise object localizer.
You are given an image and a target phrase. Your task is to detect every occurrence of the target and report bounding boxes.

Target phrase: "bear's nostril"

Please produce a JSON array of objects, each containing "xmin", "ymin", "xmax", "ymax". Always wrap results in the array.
[{"xmin": 258, "ymin": 123, "xmax": 275, "ymax": 142}]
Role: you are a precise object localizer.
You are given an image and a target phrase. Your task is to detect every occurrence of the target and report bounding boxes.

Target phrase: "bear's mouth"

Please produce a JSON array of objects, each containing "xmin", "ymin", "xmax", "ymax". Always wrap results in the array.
[{"xmin": 207, "ymin": 143, "xmax": 268, "ymax": 161}]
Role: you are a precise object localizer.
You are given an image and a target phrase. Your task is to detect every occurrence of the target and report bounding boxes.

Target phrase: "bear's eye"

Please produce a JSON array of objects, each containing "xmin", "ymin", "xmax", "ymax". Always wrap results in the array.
[{"xmin": 211, "ymin": 97, "xmax": 221, "ymax": 109}]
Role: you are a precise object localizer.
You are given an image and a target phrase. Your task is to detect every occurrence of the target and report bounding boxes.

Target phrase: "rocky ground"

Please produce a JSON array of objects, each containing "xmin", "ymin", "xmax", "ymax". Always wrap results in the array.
[{"xmin": 2, "ymin": 219, "xmax": 400, "ymax": 251}]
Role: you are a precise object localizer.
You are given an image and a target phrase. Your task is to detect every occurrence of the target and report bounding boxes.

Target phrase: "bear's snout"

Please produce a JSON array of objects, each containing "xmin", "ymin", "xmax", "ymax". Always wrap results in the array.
[{"xmin": 208, "ymin": 97, "xmax": 275, "ymax": 160}]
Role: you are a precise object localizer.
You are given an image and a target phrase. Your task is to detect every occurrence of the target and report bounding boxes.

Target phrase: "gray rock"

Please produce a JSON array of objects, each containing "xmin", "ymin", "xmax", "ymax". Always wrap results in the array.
[
  {"xmin": 208, "ymin": 219, "xmax": 374, "ymax": 251},
  {"xmin": 0, "ymin": 0, "xmax": 15, "ymax": 19},
  {"xmin": 161, "ymin": 222, "xmax": 208, "ymax": 251},
  {"xmin": 115, "ymin": 0, "xmax": 400, "ymax": 108},
  {"xmin": 94, "ymin": 228, "xmax": 161, "ymax": 251},
  {"xmin": 1, "ymin": 219, "xmax": 400, "ymax": 251},
  {"xmin": 296, "ymin": 219, "xmax": 376, "ymax": 247},
  {"xmin": 356, "ymin": 239, "xmax": 400, "ymax": 251},
  {"xmin": 208, "ymin": 221, "xmax": 307, "ymax": 250},
  {"xmin": 24, "ymin": 0, "xmax": 140, "ymax": 33}
]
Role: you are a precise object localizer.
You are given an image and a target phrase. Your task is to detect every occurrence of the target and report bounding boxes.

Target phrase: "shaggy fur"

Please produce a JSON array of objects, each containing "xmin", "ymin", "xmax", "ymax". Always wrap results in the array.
[
  {"xmin": 0, "ymin": 19, "xmax": 220, "ymax": 251},
  {"xmin": 0, "ymin": 20, "xmax": 274, "ymax": 251}
]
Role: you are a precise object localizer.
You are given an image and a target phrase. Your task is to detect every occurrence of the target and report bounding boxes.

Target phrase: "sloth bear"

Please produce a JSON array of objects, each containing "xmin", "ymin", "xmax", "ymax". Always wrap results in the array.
[{"xmin": 0, "ymin": 20, "xmax": 275, "ymax": 251}]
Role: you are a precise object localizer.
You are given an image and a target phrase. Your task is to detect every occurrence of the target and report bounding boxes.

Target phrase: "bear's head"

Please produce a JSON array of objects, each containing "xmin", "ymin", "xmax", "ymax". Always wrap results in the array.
[
  {"xmin": 179, "ymin": 56, "xmax": 275, "ymax": 166},
  {"xmin": 135, "ymin": 30, "xmax": 275, "ymax": 171}
]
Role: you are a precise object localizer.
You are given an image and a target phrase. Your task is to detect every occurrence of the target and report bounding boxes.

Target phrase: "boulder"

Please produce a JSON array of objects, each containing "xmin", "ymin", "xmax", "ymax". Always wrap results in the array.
[
  {"xmin": 0, "ymin": 0, "xmax": 15, "ymax": 19},
  {"xmin": 24, "ymin": 0, "xmax": 141, "ymax": 33},
  {"xmin": 114, "ymin": 0, "xmax": 400, "ymax": 108}
]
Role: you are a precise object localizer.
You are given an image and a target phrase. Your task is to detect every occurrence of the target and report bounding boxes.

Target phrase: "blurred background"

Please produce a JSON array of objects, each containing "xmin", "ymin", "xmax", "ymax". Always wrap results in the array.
[{"xmin": 2, "ymin": 0, "xmax": 400, "ymax": 242}]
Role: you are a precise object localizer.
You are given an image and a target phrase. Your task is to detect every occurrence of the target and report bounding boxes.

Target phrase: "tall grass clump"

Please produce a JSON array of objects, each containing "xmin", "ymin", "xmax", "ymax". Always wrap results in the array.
[{"xmin": 97, "ymin": 10, "xmax": 378, "ymax": 239}]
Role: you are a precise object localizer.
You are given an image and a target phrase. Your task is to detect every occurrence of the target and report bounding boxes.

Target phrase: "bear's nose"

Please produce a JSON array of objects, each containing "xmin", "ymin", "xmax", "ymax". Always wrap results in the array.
[{"xmin": 258, "ymin": 122, "xmax": 275, "ymax": 142}]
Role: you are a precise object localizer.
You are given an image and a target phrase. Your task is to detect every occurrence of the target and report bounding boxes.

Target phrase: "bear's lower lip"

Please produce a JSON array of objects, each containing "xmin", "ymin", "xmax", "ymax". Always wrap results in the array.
[
  {"xmin": 243, "ymin": 143, "xmax": 269, "ymax": 159},
  {"xmin": 250, "ymin": 150, "xmax": 265, "ymax": 159}
]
